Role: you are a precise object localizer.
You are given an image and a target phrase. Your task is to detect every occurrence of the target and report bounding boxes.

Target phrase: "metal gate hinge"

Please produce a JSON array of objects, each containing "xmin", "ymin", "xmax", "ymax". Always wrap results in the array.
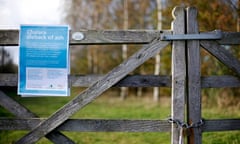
[{"xmin": 161, "ymin": 30, "xmax": 222, "ymax": 40}]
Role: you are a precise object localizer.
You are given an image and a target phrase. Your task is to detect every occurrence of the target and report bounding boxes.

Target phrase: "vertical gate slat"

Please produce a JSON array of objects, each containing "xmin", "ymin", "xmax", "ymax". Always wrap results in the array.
[
  {"xmin": 186, "ymin": 7, "xmax": 202, "ymax": 144},
  {"xmin": 171, "ymin": 6, "xmax": 186, "ymax": 144}
]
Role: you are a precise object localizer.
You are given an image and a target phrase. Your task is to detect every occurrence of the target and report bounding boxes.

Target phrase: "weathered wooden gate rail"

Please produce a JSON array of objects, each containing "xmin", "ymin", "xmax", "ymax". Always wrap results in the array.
[
  {"xmin": 1, "ymin": 30, "xmax": 240, "ymax": 45},
  {"xmin": 2, "ymin": 74, "xmax": 240, "ymax": 88},
  {"xmin": 1, "ymin": 118, "xmax": 240, "ymax": 132},
  {"xmin": 0, "ymin": 6, "xmax": 240, "ymax": 144}
]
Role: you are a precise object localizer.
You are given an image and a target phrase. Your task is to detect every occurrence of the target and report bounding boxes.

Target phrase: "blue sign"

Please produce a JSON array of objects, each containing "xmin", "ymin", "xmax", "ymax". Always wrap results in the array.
[{"xmin": 18, "ymin": 25, "xmax": 70, "ymax": 96}]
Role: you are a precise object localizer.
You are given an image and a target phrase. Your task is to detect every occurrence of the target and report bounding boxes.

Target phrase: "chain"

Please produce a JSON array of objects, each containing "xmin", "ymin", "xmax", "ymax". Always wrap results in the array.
[
  {"xmin": 168, "ymin": 118, "xmax": 204, "ymax": 129},
  {"xmin": 168, "ymin": 118, "xmax": 204, "ymax": 144}
]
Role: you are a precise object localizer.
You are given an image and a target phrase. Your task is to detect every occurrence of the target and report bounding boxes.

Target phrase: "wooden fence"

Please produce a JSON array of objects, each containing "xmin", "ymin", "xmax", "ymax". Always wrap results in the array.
[{"xmin": 0, "ymin": 6, "xmax": 240, "ymax": 144}]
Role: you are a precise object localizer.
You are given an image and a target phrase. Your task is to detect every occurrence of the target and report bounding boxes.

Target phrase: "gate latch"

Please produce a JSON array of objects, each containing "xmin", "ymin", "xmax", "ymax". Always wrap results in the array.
[{"xmin": 161, "ymin": 30, "xmax": 222, "ymax": 40}]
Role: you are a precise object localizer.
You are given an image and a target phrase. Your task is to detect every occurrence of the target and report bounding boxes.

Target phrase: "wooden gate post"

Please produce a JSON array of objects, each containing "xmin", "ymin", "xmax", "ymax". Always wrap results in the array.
[
  {"xmin": 171, "ymin": 6, "xmax": 186, "ymax": 144},
  {"xmin": 186, "ymin": 7, "xmax": 202, "ymax": 144}
]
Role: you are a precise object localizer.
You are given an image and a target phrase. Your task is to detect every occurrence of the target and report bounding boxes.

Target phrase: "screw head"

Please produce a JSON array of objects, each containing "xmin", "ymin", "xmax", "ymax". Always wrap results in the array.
[{"xmin": 72, "ymin": 32, "xmax": 85, "ymax": 40}]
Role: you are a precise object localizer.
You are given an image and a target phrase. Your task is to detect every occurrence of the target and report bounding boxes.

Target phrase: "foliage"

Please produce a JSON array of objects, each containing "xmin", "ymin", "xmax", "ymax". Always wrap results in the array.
[
  {"xmin": 161, "ymin": 0, "xmax": 237, "ymax": 75},
  {"xmin": 161, "ymin": 0, "xmax": 240, "ymax": 103},
  {"xmin": 162, "ymin": 0, "xmax": 236, "ymax": 31},
  {"xmin": 63, "ymin": 0, "xmax": 157, "ymax": 75},
  {"xmin": 63, "ymin": 0, "xmax": 159, "ymax": 97},
  {"xmin": 62, "ymin": 0, "xmax": 240, "ymax": 100}
]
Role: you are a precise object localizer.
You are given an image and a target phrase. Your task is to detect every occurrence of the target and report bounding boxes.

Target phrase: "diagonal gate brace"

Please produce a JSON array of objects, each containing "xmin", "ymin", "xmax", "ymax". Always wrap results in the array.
[
  {"xmin": 0, "ymin": 91, "xmax": 75, "ymax": 144},
  {"xmin": 15, "ymin": 39, "xmax": 170, "ymax": 144}
]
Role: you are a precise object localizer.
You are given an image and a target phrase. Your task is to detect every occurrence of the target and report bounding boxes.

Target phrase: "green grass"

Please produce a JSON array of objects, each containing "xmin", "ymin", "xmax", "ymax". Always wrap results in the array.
[{"xmin": 0, "ymin": 89, "xmax": 240, "ymax": 143}]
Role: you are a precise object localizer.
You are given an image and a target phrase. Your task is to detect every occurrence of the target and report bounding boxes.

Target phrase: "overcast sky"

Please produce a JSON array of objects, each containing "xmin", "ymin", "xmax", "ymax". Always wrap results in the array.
[
  {"xmin": 0, "ymin": 0, "xmax": 63, "ymax": 64},
  {"xmin": 0, "ymin": 0, "xmax": 62, "ymax": 27}
]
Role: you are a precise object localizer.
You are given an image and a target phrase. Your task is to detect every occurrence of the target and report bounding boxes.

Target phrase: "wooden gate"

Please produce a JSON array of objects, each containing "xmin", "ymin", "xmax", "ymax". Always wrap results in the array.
[{"xmin": 0, "ymin": 6, "xmax": 240, "ymax": 144}]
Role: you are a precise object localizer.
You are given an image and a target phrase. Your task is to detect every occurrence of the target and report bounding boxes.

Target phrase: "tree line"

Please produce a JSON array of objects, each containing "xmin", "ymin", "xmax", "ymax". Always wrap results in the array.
[{"xmin": 62, "ymin": 0, "xmax": 240, "ymax": 103}]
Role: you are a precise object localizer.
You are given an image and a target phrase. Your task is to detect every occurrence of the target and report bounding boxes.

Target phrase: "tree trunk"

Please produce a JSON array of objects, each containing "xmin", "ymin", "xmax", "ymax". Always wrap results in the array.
[
  {"xmin": 153, "ymin": 0, "xmax": 162, "ymax": 101},
  {"xmin": 120, "ymin": 0, "xmax": 129, "ymax": 100},
  {"xmin": 237, "ymin": 0, "xmax": 240, "ymax": 32}
]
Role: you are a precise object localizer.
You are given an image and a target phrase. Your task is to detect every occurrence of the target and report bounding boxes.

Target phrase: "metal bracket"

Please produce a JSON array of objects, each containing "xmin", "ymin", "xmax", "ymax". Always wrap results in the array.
[{"xmin": 161, "ymin": 30, "xmax": 222, "ymax": 40}]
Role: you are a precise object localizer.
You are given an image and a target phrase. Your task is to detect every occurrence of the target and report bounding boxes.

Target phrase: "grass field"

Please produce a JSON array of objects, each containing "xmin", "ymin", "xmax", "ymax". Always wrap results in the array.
[{"xmin": 0, "ymin": 88, "xmax": 240, "ymax": 144}]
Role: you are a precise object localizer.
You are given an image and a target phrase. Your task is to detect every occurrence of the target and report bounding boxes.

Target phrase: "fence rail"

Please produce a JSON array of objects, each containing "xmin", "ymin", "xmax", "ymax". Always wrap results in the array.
[
  {"xmin": 1, "ymin": 118, "xmax": 240, "ymax": 132},
  {"xmin": 1, "ymin": 29, "xmax": 240, "ymax": 45},
  {"xmin": 0, "ymin": 6, "xmax": 240, "ymax": 144},
  {"xmin": 1, "ymin": 74, "xmax": 240, "ymax": 88}
]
